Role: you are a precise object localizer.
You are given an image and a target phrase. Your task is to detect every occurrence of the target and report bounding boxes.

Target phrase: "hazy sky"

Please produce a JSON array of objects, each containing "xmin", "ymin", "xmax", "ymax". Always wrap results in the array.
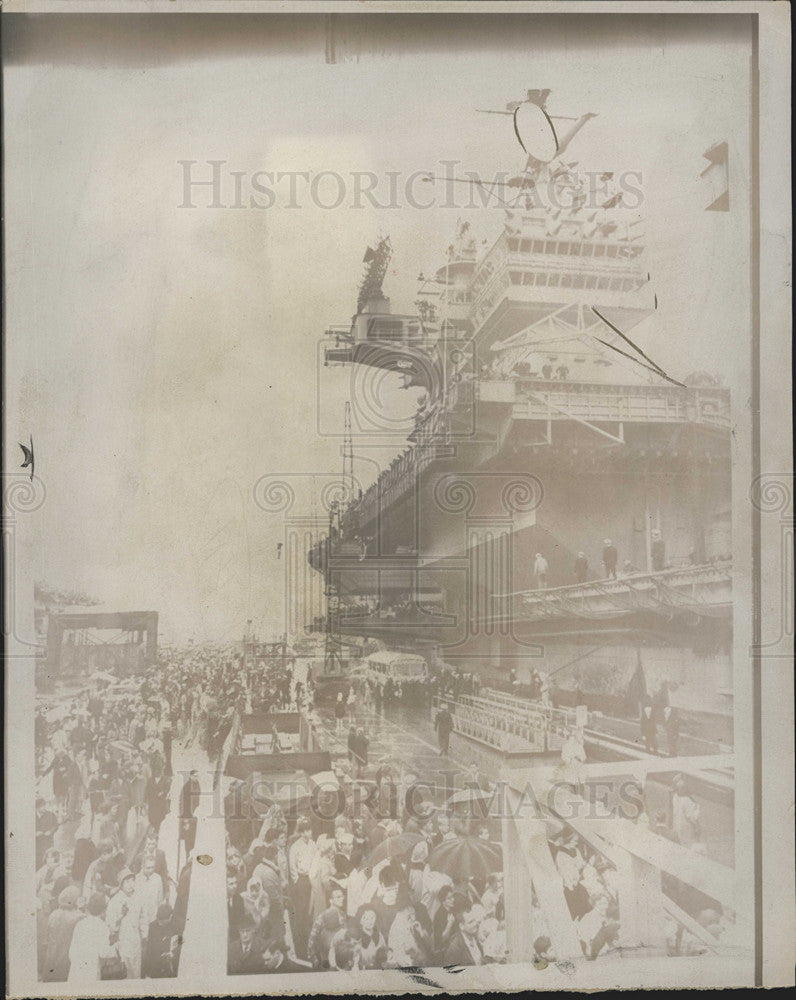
[{"xmin": 5, "ymin": 13, "xmax": 752, "ymax": 641}]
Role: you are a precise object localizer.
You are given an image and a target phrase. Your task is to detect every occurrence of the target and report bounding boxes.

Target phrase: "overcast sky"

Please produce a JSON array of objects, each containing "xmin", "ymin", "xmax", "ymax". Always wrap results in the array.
[{"xmin": 4, "ymin": 13, "xmax": 752, "ymax": 641}]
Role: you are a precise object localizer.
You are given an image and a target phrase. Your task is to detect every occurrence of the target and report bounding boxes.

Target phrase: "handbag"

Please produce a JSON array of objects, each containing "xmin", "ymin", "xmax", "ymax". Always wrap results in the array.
[{"xmin": 100, "ymin": 950, "xmax": 128, "ymax": 980}]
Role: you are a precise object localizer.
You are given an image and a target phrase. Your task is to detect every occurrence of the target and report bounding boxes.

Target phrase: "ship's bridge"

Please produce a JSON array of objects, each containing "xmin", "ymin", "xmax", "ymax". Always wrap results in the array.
[{"xmin": 469, "ymin": 227, "xmax": 652, "ymax": 346}]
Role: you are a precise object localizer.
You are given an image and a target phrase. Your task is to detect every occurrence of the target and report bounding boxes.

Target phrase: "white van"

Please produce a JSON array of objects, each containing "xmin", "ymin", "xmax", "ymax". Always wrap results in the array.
[{"xmin": 364, "ymin": 650, "xmax": 428, "ymax": 681}]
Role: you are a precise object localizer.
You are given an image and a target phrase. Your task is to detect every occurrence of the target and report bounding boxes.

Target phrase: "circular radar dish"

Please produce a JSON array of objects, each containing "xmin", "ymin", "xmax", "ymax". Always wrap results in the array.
[{"xmin": 513, "ymin": 101, "xmax": 559, "ymax": 163}]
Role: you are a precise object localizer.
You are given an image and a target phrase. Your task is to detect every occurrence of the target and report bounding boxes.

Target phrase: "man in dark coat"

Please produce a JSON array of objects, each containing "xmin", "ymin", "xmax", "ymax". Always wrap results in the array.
[
  {"xmin": 227, "ymin": 872, "xmax": 246, "ymax": 938},
  {"xmin": 351, "ymin": 727, "xmax": 369, "ymax": 779},
  {"xmin": 146, "ymin": 770, "xmax": 171, "ymax": 832},
  {"xmin": 442, "ymin": 904, "xmax": 483, "ymax": 966},
  {"xmin": 227, "ymin": 916, "xmax": 267, "ymax": 975},
  {"xmin": 435, "ymin": 706, "xmax": 454, "ymax": 756},
  {"xmin": 179, "ymin": 769, "xmax": 201, "ymax": 854},
  {"xmin": 602, "ymin": 539, "xmax": 618, "ymax": 580},
  {"xmin": 145, "ymin": 903, "xmax": 180, "ymax": 978}
]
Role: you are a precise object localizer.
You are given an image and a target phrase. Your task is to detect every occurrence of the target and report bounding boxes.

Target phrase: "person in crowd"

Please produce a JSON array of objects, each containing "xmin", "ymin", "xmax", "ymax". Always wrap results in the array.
[
  {"xmin": 574, "ymin": 551, "xmax": 589, "ymax": 583},
  {"xmin": 135, "ymin": 855, "xmax": 164, "ymax": 949},
  {"xmin": 432, "ymin": 885, "xmax": 459, "ymax": 958},
  {"xmin": 36, "ymin": 796, "xmax": 59, "ymax": 869},
  {"xmin": 261, "ymin": 937, "xmax": 308, "ymax": 974},
  {"xmin": 442, "ymin": 903, "xmax": 484, "ymax": 966},
  {"xmin": 387, "ymin": 889, "xmax": 433, "ymax": 967},
  {"xmin": 671, "ymin": 775, "xmax": 702, "ymax": 849},
  {"xmin": 334, "ymin": 693, "xmax": 347, "ymax": 736},
  {"xmin": 308, "ymin": 836, "xmax": 337, "ymax": 923},
  {"xmin": 577, "ymin": 892, "xmax": 620, "ymax": 959},
  {"xmin": 640, "ymin": 699, "xmax": 658, "ymax": 755},
  {"xmin": 661, "ymin": 705, "xmax": 680, "ymax": 757},
  {"xmin": 602, "ymin": 539, "xmax": 618, "ymax": 580},
  {"xmin": 240, "ymin": 876, "xmax": 271, "ymax": 932},
  {"xmin": 434, "ymin": 705, "xmax": 454, "ymax": 757},
  {"xmin": 252, "ymin": 842, "xmax": 284, "ymax": 921},
  {"xmin": 82, "ymin": 839, "xmax": 120, "ymax": 899},
  {"xmin": 67, "ymin": 893, "xmax": 114, "ymax": 983},
  {"xmin": 179, "ymin": 769, "xmax": 201, "ymax": 855},
  {"xmin": 145, "ymin": 767, "xmax": 171, "ymax": 833},
  {"xmin": 144, "ymin": 903, "xmax": 179, "ymax": 978},
  {"xmin": 227, "ymin": 870, "xmax": 246, "ymax": 937},
  {"xmin": 480, "ymin": 873, "xmax": 504, "ymax": 921},
  {"xmin": 351, "ymin": 726, "xmax": 369, "ymax": 780},
  {"xmin": 288, "ymin": 817, "xmax": 316, "ymax": 957},
  {"xmin": 329, "ymin": 928, "xmax": 362, "ymax": 971},
  {"xmin": 228, "ymin": 915, "xmax": 267, "ymax": 975},
  {"xmin": 307, "ymin": 895, "xmax": 346, "ymax": 970},
  {"xmin": 105, "ymin": 867, "xmax": 143, "ymax": 979},
  {"xmin": 481, "ymin": 925, "xmax": 508, "ymax": 964},
  {"xmin": 355, "ymin": 907, "xmax": 388, "ymax": 969},
  {"xmin": 42, "ymin": 886, "xmax": 83, "ymax": 982},
  {"xmin": 133, "ymin": 826, "xmax": 170, "ymax": 898}
]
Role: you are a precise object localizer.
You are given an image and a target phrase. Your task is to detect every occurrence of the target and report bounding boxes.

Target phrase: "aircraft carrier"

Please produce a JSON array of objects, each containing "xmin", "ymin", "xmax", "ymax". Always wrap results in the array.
[{"xmin": 308, "ymin": 91, "xmax": 732, "ymax": 730}]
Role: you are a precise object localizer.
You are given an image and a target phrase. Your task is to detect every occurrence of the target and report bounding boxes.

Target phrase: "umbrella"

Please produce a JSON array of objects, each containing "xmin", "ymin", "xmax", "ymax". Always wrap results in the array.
[
  {"xmin": 363, "ymin": 832, "xmax": 424, "ymax": 869},
  {"xmin": 427, "ymin": 836, "xmax": 502, "ymax": 882}
]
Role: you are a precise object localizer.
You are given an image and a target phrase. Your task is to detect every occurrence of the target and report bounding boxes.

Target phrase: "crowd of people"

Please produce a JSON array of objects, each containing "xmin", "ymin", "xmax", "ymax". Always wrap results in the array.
[
  {"xmin": 34, "ymin": 644, "xmax": 245, "ymax": 982},
  {"xmin": 35, "ymin": 632, "xmax": 730, "ymax": 981},
  {"xmin": 225, "ymin": 762, "xmax": 509, "ymax": 974}
]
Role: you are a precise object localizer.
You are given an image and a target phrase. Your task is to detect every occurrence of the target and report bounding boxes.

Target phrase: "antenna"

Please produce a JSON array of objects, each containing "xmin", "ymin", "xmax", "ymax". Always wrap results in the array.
[{"xmin": 342, "ymin": 401, "xmax": 354, "ymax": 501}]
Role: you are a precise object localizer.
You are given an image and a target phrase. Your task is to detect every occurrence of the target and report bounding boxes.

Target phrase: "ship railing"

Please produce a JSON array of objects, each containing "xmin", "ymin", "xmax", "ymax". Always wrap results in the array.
[
  {"xmin": 464, "ymin": 689, "xmax": 580, "ymax": 729},
  {"xmin": 455, "ymin": 690, "xmax": 579, "ymax": 731},
  {"xmin": 432, "ymin": 694, "xmax": 548, "ymax": 753},
  {"xmin": 469, "ymin": 232, "xmax": 508, "ymax": 295},
  {"xmin": 477, "ymin": 379, "xmax": 730, "ymax": 427},
  {"xmin": 499, "ymin": 560, "xmax": 732, "ymax": 615},
  {"xmin": 349, "ymin": 438, "xmax": 440, "ymax": 527}
]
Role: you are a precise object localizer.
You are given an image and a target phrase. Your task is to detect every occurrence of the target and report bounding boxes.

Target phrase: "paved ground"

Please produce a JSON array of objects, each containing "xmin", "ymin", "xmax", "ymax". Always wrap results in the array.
[{"xmin": 313, "ymin": 701, "xmax": 472, "ymax": 787}]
